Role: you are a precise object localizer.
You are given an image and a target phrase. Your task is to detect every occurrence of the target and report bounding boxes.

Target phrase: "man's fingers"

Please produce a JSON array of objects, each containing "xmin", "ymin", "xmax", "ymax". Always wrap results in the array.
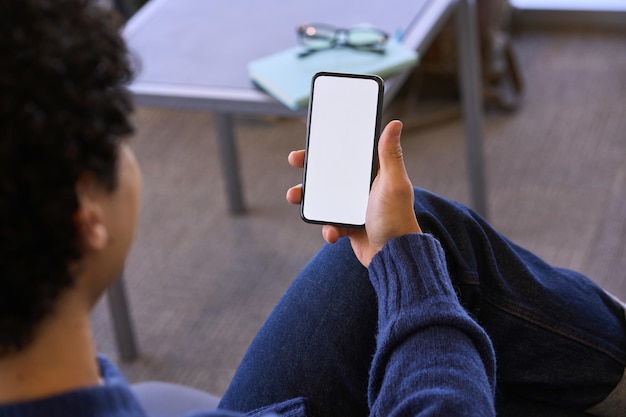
[
  {"xmin": 288, "ymin": 150, "xmax": 305, "ymax": 168},
  {"xmin": 322, "ymin": 225, "xmax": 346, "ymax": 244},
  {"xmin": 286, "ymin": 151, "xmax": 305, "ymax": 204},
  {"xmin": 286, "ymin": 184, "xmax": 302, "ymax": 204}
]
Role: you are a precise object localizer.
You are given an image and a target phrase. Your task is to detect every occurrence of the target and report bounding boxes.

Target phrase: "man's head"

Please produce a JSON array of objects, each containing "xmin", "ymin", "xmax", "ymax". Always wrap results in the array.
[{"xmin": 0, "ymin": 0, "xmax": 136, "ymax": 356}]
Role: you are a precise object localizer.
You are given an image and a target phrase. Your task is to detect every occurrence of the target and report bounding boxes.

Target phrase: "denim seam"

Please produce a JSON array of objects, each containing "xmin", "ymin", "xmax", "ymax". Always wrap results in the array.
[{"xmin": 482, "ymin": 293, "xmax": 626, "ymax": 366}]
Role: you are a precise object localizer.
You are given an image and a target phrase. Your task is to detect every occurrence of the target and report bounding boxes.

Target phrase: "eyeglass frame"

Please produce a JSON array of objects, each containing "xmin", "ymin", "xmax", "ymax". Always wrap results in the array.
[{"xmin": 296, "ymin": 23, "xmax": 389, "ymax": 58}]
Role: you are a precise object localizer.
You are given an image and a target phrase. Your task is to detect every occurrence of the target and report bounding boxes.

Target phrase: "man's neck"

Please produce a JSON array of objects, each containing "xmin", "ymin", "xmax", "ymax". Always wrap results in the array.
[{"xmin": 0, "ymin": 292, "xmax": 101, "ymax": 404}]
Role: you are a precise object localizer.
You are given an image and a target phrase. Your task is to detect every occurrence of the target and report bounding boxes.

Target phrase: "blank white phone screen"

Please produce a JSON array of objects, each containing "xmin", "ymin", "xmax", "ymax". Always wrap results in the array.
[{"xmin": 302, "ymin": 74, "xmax": 381, "ymax": 226}]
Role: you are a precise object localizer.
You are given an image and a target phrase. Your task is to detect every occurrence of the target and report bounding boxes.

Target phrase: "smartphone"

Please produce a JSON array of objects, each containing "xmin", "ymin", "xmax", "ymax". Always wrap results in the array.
[{"xmin": 300, "ymin": 72, "xmax": 384, "ymax": 227}]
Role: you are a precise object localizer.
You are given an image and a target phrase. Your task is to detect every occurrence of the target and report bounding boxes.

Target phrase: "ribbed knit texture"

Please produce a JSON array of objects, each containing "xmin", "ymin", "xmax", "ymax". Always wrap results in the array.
[{"xmin": 368, "ymin": 233, "xmax": 496, "ymax": 416}]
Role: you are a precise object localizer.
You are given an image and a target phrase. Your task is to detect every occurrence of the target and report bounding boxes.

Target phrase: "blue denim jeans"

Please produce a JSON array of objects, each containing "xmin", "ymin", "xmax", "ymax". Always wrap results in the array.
[{"xmin": 220, "ymin": 187, "xmax": 626, "ymax": 417}]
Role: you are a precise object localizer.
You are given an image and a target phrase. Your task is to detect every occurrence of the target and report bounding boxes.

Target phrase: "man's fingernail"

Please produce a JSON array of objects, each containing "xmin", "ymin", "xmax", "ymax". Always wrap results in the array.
[{"xmin": 391, "ymin": 120, "xmax": 403, "ymax": 136}]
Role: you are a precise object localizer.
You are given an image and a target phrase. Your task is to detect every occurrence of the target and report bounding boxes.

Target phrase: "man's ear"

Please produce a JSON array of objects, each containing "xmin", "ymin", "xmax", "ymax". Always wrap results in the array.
[{"xmin": 74, "ymin": 173, "xmax": 109, "ymax": 251}]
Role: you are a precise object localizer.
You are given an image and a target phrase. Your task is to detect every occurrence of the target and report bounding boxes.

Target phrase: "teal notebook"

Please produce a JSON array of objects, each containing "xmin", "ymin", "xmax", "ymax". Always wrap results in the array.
[{"xmin": 248, "ymin": 41, "xmax": 418, "ymax": 110}]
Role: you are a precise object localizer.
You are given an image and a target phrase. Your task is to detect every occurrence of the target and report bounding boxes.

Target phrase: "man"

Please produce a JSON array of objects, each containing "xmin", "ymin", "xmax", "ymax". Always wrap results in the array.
[
  {"xmin": 0, "ymin": 1, "xmax": 624, "ymax": 417},
  {"xmin": 0, "ymin": 1, "xmax": 494, "ymax": 415}
]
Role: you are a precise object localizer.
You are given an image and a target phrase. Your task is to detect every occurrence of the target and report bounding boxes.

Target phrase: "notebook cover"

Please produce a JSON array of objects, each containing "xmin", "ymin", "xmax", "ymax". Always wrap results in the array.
[{"xmin": 248, "ymin": 41, "xmax": 418, "ymax": 110}]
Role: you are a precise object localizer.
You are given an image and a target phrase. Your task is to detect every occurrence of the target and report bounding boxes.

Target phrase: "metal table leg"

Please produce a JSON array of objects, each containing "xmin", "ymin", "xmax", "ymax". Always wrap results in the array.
[
  {"xmin": 456, "ymin": 0, "xmax": 489, "ymax": 219},
  {"xmin": 106, "ymin": 274, "xmax": 139, "ymax": 361},
  {"xmin": 215, "ymin": 112, "xmax": 246, "ymax": 214}
]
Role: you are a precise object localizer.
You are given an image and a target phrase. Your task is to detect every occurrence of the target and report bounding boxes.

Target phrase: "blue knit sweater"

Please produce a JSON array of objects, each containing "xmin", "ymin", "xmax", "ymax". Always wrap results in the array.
[{"xmin": 0, "ymin": 234, "xmax": 496, "ymax": 417}]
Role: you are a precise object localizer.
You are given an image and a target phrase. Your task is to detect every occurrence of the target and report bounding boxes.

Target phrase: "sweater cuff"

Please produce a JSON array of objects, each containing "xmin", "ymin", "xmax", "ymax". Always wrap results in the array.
[{"xmin": 368, "ymin": 233, "xmax": 460, "ymax": 323}]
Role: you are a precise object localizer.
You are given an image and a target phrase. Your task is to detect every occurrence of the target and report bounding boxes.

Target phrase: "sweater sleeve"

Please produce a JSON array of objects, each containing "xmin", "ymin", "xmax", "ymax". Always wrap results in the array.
[{"xmin": 367, "ymin": 233, "xmax": 496, "ymax": 417}]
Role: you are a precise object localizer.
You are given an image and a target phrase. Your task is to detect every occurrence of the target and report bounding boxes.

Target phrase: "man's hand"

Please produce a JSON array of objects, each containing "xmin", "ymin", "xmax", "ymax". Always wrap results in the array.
[{"xmin": 287, "ymin": 120, "xmax": 421, "ymax": 267}]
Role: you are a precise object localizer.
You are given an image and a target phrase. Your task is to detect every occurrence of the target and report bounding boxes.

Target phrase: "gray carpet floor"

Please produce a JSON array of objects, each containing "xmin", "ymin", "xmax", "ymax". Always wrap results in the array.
[{"xmin": 91, "ymin": 27, "xmax": 626, "ymax": 397}]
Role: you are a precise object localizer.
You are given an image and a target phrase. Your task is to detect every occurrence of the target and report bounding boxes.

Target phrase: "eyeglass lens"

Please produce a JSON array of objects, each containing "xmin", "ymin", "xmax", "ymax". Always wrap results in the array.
[{"xmin": 299, "ymin": 24, "xmax": 387, "ymax": 50}]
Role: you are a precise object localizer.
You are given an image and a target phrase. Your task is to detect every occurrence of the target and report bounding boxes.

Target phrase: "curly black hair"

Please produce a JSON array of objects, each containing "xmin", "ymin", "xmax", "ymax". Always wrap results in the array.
[{"xmin": 0, "ymin": 0, "xmax": 134, "ymax": 355}]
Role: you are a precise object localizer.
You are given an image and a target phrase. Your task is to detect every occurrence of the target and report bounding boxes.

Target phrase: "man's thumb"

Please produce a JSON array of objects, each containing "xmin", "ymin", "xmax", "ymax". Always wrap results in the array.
[{"xmin": 378, "ymin": 120, "xmax": 406, "ymax": 178}]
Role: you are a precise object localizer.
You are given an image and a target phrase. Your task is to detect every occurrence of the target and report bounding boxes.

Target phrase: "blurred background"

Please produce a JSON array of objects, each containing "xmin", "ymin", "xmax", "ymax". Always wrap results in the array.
[{"xmin": 93, "ymin": 0, "xmax": 626, "ymax": 398}]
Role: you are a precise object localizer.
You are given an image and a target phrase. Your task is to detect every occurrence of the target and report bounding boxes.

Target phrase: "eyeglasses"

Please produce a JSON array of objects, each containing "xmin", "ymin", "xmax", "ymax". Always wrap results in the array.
[{"xmin": 296, "ymin": 23, "xmax": 389, "ymax": 58}]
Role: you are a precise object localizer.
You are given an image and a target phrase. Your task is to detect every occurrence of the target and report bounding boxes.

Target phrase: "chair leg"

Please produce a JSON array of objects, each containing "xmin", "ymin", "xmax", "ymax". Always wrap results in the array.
[{"xmin": 106, "ymin": 274, "xmax": 139, "ymax": 360}]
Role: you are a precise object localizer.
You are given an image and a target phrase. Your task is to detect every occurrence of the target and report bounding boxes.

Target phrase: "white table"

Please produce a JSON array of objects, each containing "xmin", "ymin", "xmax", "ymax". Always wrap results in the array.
[
  {"xmin": 123, "ymin": 0, "xmax": 487, "ymax": 216},
  {"xmin": 112, "ymin": 0, "xmax": 488, "ymax": 360}
]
